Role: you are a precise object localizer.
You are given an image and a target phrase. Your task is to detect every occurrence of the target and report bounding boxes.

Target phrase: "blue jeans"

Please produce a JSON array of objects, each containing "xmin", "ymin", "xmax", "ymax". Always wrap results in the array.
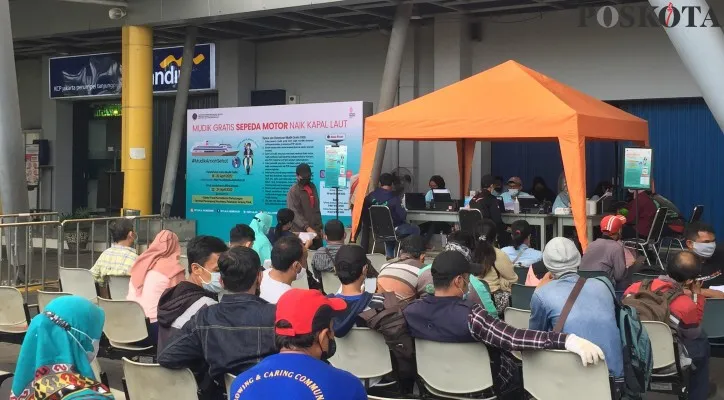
[
  {"xmin": 385, "ymin": 223, "xmax": 420, "ymax": 258},
  {"xmin": 684, "ymin": 334, "xmax": 711, "ymax": 400}
]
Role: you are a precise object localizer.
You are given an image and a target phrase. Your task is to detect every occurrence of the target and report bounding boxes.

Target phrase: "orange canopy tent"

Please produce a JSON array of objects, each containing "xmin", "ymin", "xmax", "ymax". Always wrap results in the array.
[{"xmin": 352, "ymin": 60, "xmax": 649, "ymax": 249}]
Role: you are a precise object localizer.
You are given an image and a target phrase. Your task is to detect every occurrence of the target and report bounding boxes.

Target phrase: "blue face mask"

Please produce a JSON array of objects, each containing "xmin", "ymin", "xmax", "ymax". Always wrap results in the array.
[
  {"xmin": 508, "ymin": 189, "xmax": 520, "ymax": 197},
  {"xmin": 201, "ymin": 267, "xmax": 224, "ymax": 293}
]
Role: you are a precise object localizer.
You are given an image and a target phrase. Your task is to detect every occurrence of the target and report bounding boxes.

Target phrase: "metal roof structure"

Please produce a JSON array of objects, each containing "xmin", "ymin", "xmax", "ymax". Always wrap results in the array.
[{"xmin": 13, "ymin": 0, "xmax": 641, "ymax": 59}]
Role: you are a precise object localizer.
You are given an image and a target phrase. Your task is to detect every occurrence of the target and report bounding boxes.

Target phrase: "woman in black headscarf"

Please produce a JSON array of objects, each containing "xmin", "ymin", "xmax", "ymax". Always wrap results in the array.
[{"xmin": 528, "ymin": 176, "xmax": 556, "ymax": 203}]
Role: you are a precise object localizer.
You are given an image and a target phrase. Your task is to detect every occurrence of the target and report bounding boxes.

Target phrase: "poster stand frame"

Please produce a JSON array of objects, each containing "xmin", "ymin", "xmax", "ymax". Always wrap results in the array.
[{"xmin": 621, "ymin": 147, "xmax": 653, "ymax": 241}]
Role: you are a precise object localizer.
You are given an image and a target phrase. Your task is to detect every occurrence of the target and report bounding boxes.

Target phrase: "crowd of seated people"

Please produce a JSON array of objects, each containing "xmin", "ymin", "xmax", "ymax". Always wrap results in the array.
[{"xmin": 9, "ymin": 201, "xmax": 724, "ymax": 400}]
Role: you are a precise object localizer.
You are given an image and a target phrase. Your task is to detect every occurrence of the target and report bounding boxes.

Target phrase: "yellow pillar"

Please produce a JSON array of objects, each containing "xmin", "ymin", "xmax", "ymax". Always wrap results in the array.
[{"xmin": 121, "ymin": 26, "xmax": 153, "ymax": 215}]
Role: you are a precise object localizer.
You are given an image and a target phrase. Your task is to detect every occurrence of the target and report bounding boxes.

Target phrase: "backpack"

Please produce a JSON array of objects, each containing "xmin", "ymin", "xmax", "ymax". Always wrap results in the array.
[
  {"xmin": 622, "ymin": 279, "xmax": 684, "ymax": 331},
  {"xmin": 594, "ymin": 277, "xmax": 653, "ymax": 400},
  {"xmin": 359, "ymin": 292, "xmax": 416, "ymax": 381}
]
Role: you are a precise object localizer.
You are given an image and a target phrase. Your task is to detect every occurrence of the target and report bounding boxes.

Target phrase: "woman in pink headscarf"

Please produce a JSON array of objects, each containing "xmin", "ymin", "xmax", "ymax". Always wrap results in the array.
[{"xmin": 127, "ymin": 230, "xmax": 184, "ymax": 343}]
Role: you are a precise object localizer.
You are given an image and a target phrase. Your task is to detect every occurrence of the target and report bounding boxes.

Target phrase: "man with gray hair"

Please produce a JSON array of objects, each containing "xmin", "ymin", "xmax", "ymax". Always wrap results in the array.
[{"xmin": 529, "ymin": 237, "xmax": 624, "ymax": 394}]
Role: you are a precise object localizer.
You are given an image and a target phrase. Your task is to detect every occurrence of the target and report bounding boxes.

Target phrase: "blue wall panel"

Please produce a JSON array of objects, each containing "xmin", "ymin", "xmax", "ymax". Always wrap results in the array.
[
  {"xmin": 490, "ymin": 141, "xmax": 616, "ymax": 194},
  {"xmin": 491, "ymin": 98, "xmax": 723, "ymax": 235},
  {"xmin": 616, "ymin": 98, "xmax": 724, "ymax": 234}
]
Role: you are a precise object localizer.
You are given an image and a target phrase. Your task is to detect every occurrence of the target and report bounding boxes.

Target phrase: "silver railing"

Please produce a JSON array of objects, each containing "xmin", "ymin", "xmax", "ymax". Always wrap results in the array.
[
  {"xmin": 58, "ymin": 214, "xmax": 164, "ymax": 269},
  {"xmin": 0, "ymin": 220, "xmax": 61, "ymax": 301}
]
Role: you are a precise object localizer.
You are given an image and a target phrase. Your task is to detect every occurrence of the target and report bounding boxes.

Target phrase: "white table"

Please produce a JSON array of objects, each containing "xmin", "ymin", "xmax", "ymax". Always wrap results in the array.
[
  {"xmin": 406, "ymin": 210, "xmax": 556, "ymax": 249},
  {"xmin": 406, "ymin": 210, "xmax": 459, "ymax": 224},
  {"xmin": 555, "ymin": 214, "xmax": 606, "ymax": 243}
]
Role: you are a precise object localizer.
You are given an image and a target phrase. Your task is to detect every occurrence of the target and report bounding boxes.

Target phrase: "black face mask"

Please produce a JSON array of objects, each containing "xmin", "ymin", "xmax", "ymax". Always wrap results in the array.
[
  {"xmin": 320, "ymin": 337, "xmax": 337, "ymax": 361},
  {"xmin": 299, "ymin": 177, "xmax": 311, "ymax": 186}
]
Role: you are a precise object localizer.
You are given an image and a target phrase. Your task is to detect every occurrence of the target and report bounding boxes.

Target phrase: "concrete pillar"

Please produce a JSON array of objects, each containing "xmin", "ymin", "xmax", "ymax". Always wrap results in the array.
[
  {"xmin": 0, "ymin": 0, "xmax": 29, "ymax": 216},
  {"xmin": 0, "ymin": 0, "xmax": 30, "ymax": 281},
  {"xmin": 218, "ymin": 39, "xmax": 256, "ymax": 108},
  {"xmin": 382, "ymin": 24, "xmax": 420, "ymax": 177},
  {"xmin": 649, "ymin": 0, "xmax": 724, "ymax": 134},
  {"xmin": 121, "ymin": 26, "xmax": 153, "ymax": 215},
  {"xmin": 41, "ymin": 58, "xmax": 74, "ymax": 212},
  {"xmin": 428, "ymin": 14, "xmax": 474, "ymax": 197}
]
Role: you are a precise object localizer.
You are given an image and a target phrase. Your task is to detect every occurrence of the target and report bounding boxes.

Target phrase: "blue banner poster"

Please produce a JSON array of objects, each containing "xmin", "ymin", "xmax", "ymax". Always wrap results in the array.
[{"xmin": 186, "ymin": 102, "xmax": 365, "ymax": 239}]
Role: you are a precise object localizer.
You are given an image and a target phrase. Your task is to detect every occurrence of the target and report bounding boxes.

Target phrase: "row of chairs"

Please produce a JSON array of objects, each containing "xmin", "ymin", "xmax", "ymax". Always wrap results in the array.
[
  {"xmin": 110, "ymin": 329, "xmax": 611, "ymax": 400},
  {"xmin": 0, "ymin": 286, "xmax": 156, "ymax": 359},
  {"xmin": 504, "ymin": 305, "xmax": 696, "ymax": 398}
]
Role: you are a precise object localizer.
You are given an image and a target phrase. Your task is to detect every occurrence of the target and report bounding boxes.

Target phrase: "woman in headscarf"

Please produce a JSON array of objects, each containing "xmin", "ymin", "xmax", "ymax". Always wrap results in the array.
[
  {"xmin": 250, "ymin": 212, "xmax": 273, "ymax": 263},
  {"xmin": 266, "ymin": 208, "xmax": 295, "ymax": 245},
  {"xmin": 552, "ymin": 172, "xmax": 571, "ymax": 211},
  {"xmin": 11, "ymin": 296, "xmax": 113, "ymax": 400},
  {"xmin": 127, "ymin": 230, "xmax": 184, "ymax": 342},
  {"xmin": 528, "ymin": 176, "xmax": 556, "ymax": 204}
]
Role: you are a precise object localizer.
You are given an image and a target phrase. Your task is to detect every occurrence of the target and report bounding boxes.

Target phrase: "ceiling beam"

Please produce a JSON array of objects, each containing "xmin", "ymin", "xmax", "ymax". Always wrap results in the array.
[
  {"xmin": 274, "ymin": 13, "xmax": 342, "ymax": 30},
  {"xmin": 247, "ymin": 23, "xmax": 378, "ymax": 41},
  {"xmin": 234, "ymin": 19, "xmax": 290, "ymax": 32},
  {"xmin": 54, "ymin": 0, "xmax": 128, "ymax": 7},
  {"xmin": 295, "ymin": 10, "xmax": 360, "ymax": 27}
]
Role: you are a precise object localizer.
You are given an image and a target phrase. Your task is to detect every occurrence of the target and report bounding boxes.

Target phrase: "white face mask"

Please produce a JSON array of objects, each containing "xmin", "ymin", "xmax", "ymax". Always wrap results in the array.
[
  {"xmin": 69, "ymin": 328, "xmax": 100, "ymax": 362},
  {"xmin": 296, "ymin": 264, "xmax": 307, "ymax": 282},
  {"xmin": 692, "ymin": 242, "xmax": 716, "ymax": 258}
]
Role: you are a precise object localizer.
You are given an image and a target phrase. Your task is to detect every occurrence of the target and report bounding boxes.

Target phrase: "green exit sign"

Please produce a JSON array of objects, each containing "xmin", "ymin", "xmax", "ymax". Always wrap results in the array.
[{"xmin": 93, "ymin": 104, "xmax": 122, "ymax": 118}]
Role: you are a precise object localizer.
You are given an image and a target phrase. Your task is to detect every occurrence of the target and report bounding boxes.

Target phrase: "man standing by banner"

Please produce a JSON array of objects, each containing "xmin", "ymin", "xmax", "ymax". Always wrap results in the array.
[{"xmin": 287, "ymin": 163, "xmax": 323, "ymax": 249}]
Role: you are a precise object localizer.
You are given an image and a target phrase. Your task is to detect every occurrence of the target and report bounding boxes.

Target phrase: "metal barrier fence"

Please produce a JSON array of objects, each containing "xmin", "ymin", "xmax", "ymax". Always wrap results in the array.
[
  {"xmin": 58, "ymin": 214, "xmax": 164, "ymax": 269},
  {"xmin": 0, "ymin": 213, "xmax": 167, "ymax": 302},
  {"xmin": 0, "ymin": 220, "xmax": 61, "ymax": 301}
]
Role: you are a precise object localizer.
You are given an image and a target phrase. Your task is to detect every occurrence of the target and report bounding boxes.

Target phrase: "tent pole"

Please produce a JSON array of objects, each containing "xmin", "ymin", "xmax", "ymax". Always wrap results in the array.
[
  {"xmin": 649, "ymin": 0, "xmax": 724, "ymax": 134},
  {"xmin": 368, "ymin": 1, "xmax": 413, "ymax": 191}
]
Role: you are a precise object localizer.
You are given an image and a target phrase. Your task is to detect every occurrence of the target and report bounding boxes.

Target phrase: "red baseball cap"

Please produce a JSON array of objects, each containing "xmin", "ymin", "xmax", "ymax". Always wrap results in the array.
[
  {"xmin": 601, "ymin": 215, "xmax": 627, "ymax": 235},
  {"xmin": 275, "ymin": 289, "xmax": 347, "ymax": 337}
]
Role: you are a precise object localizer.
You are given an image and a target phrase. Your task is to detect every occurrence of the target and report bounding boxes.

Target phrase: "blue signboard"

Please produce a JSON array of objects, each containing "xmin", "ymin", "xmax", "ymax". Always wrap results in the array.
[{"xmin": 48, "ymin": 44, "xmax": 215, "ymax": 99}]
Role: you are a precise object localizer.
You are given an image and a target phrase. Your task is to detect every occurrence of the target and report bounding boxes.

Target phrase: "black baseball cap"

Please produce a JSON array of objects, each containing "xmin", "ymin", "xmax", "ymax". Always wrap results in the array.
[
  {"xmin": 296, "ymin": 163, "xmax": 312, "ymax": 178},
  {"xmin": 335, "ymin": 245, "xmax": 371, "ymax": 271},
  {"xmin": 481, "ymin": 174, "xmax": 496, "ymax": 188},
  {"xmin": 432, "ymin": 250, "xmax": 483, "ymax": 280}
]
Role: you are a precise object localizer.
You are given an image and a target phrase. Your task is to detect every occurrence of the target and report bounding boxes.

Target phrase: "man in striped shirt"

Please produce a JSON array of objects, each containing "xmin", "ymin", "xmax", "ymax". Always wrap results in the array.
[
  {"xmin": 90, "ymin": 219, "xmax": 137, "ymax": 286},
  {"xmin": 377, "ymin": 235, "xmax": 426, "ymax": 301}
]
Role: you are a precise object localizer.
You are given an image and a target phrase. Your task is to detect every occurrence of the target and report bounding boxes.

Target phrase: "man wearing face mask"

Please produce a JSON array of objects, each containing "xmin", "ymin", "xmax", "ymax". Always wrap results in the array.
[
  {"xmin": 230, "ymin": 289, "xmax": 366, "ymax": 399},
  {"xmin": 404, "ymin": 250, "xmax": 605, "ymax": 395},
  {"xmin": 624, "ymin": 251, "xmax": 713, "ymax": 400},
  {"xmin": 287, "ymin": 163, "xmax": 323, "ymax": 249},
  {"xmin": 159, "ymin": 246, "xmax": 277, "ymax": 399},
  {"xmin": 684, "ymin": 222, "xmax": 724, "ymax": 297},
  {"xmin": 470, "ymin": 175, "xmax": 507, "ymax": 244},
  {"xmin": 156, "ymin": 235, "xmax": 228, "ymax": 351},
  {"xmin": 500, "ymin": 176, "xmax": 534, "ymax": 204},
  {"xmin": 260, "ymin": 236, "xmax": 308, "ymax": 304}
]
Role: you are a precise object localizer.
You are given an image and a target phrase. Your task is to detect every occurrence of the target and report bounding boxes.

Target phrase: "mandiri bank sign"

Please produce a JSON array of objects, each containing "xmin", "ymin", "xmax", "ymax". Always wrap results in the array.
[{"xmin": 48, "ymin": 43, "xmax": 216, "ymax": 99}]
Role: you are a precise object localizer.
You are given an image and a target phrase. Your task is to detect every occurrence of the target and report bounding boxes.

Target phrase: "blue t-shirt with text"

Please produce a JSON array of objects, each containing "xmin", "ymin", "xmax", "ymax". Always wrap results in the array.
[{"xmin": 230, "ymin": 353, "xmax": 366, "ymax": 399}]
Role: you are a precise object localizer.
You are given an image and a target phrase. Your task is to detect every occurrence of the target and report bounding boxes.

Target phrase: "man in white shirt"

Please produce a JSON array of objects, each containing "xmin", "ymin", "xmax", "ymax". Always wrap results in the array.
[{"xmin": 260, "ymin": 236, "xmax": 307, "ymax": 304}]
